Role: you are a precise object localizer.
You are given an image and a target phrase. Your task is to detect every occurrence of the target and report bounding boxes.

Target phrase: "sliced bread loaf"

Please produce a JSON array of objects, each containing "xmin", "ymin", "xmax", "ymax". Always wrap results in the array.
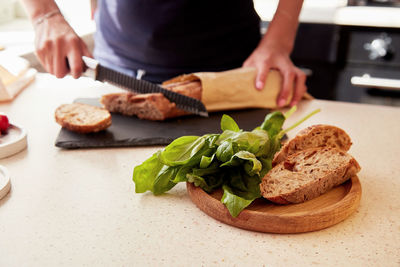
[
  {"xmin": 272, "ymin": 124, "xmax": 352, "ymax": 166},
  {"xmin": 260, "ymin": 147, "xmax": 361, "ymax": 204},
  {"xmin": 55, "ymin": 103, "xmax": 112, "ymax": 133},
  {"xmin": 100, "ymin": 92, "xmax": 177, "ymax": 121},
  {"xmin": 101, "ymin": 80, "xmax": 202, "ymax": 121}
]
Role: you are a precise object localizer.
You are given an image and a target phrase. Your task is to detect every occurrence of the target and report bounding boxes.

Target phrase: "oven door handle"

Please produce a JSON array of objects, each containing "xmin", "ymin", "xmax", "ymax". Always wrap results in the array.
[{"xmin": 351, "ymin": 74, "xmax": 400, "ymax": 91}]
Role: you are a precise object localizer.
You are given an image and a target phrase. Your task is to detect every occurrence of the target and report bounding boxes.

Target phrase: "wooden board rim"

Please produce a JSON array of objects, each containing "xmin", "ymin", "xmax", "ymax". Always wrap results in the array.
[{"xmin": 186, "ymin": 176, "xmax": 362, "ymax": 234}]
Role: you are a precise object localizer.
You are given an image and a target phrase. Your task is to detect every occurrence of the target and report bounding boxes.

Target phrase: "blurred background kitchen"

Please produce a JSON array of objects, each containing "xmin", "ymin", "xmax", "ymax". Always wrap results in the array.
[{"xmin": 1, "ymin": 0, "xmax": 399, "ymax": 106}]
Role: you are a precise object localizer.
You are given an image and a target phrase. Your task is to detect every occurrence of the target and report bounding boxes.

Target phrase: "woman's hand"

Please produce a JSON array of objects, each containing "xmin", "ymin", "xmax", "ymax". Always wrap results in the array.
[
  {"xmin": 243, "ymin": 41, "xmax": 307, "ymax": 107},
  {"xmin": 244, "ymin": 0, "xmax": 306, "ymax": 107},
  {"xmin": 34, "ymin": 13, "xmax": 92, "ymax": 79}
]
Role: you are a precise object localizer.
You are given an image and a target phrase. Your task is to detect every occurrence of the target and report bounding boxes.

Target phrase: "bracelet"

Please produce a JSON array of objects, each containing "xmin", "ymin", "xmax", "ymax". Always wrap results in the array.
[{"xmin": 33, "ymin": 10, "xmax": 62, "ymax": 27}]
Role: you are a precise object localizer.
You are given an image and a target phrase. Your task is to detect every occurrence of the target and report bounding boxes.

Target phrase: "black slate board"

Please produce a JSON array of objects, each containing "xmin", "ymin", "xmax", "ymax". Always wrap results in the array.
[{"xmin": 55, "ymin": 98, "xmax": 272, "ymax": 149}]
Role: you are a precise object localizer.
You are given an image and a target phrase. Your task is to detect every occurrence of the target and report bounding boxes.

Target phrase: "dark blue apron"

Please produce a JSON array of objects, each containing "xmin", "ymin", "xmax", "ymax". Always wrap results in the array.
[{"xmin": 94, "ymin": 0, "xmax": 261, "ymax": 83}]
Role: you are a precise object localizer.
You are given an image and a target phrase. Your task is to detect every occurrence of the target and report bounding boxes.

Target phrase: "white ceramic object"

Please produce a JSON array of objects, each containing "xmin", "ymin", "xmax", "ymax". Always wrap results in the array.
[
  {"xmin": 0, "ymin": 165, "xmax": 10, "ymax": 200},
  {"xmin": 0, "ymin": 123, "xmax": 27, "ymax": 159},
  {"xmin": 0, "ymin": 54, "xmax": 36, "ymax": 101},
  {"xmin": 0, "ymin": 0, "xmax": 15, "ymax": 24}
]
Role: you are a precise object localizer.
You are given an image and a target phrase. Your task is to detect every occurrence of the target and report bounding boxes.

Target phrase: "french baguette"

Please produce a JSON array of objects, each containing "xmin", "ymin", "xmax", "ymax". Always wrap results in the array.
[
  {"xmin": 272, "ymin": 124, "xmax": 352, "ymax": 166},
  {"xmin": 260, "ymin": 147, "xmax": 361, "ymax": 204},
  {"xmin": 100, "ymin": 80, "xmax": 202, "ymax": 121}
]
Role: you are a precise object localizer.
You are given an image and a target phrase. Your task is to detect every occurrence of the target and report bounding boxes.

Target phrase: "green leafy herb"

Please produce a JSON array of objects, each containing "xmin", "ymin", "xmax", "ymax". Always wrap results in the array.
[
  {"xmin": 132, "ymin": 107, "xmax": 320, "ymax": 217},
  {"xmin": 221, "ymin": 114, "xmax": 240, "ymax": 132}
]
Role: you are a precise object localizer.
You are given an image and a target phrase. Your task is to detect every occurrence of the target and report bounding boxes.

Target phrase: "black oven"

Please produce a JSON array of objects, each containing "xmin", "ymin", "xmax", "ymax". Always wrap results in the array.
[
  {"xmin": 334, "ymin": 26, "xmax": 400, "ymax": 106},
  {"xmin": 348, "ymin": 0, "xmax": 400, "ymax": 7},
  {"xmin": 286, "ymin": 3, "xmax": 400, "ymax": 107}
]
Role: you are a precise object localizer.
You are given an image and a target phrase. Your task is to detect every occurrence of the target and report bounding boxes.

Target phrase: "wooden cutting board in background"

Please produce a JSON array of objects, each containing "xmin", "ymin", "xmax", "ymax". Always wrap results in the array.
[{"xmin": 55, "ymin": 98, "xmax": 273, "ymax": 149}]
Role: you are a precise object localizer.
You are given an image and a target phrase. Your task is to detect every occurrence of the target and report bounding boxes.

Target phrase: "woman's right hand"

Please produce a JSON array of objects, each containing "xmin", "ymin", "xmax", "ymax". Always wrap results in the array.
[{"xmin": 34, "ymin": 13, "xmax": 92, "ymax": 79}]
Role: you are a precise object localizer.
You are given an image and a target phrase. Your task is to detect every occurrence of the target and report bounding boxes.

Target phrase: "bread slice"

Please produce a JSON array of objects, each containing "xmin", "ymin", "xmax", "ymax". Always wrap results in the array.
[
  {"xmin": 260, "ymin": 147, "xmax": 361, "ymax": 204},
  {"xmin": 101, "ymin": 80, "xmax": 202, "ymax": 121},
  {"xmin": 272, "ymin": 124, "xmax": 352, "ymax": 166},
  {"xmin": 55, "ymin": 103, "xmax": 111, "ymax": 133}
]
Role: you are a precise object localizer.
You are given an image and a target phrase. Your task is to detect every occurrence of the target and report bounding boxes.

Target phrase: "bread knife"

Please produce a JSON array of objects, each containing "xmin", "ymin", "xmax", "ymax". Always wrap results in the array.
[{"xmin": 82, "ymin": 56, "xmax": 208, "ymax": 117}]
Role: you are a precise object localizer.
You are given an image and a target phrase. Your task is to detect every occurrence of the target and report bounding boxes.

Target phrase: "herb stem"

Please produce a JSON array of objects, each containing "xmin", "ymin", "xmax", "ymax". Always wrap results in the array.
[
  {"xmin": 278, "ymin": 108, "xmax": 321, "ymax": 139},
  {"xmin": 284, "ymin": 106, "xmax": 297, "ymax": 119}
]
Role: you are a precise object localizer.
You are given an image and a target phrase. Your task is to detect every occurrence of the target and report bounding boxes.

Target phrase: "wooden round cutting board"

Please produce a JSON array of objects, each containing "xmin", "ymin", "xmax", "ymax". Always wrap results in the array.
[{"xmin": 186, "ymin": 176, "xmax": 362, "ymax": 234}]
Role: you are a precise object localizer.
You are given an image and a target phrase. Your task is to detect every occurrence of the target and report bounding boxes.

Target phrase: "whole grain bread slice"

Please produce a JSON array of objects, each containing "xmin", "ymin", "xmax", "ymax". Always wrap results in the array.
[
  {"xmin": 272, "ymin": 124, "xmax": 352, "ymax": 166},
  {"xmin": 260, "ymin": 147, "xmax": 361, "ymax": 204},
  {"xmin": 100, "ymin": 80, "xmax": 202, "ymax": 121},
  {"xmin": 55, "ymin": 103, "xmax": 111, "ymax": 133}
]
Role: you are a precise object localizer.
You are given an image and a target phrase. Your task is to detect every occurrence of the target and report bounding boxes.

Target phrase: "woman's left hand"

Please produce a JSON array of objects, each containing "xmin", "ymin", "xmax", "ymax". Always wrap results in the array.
[{"xmin": 243, "ymin": 41, "xmax": 307, "ymax": 107}]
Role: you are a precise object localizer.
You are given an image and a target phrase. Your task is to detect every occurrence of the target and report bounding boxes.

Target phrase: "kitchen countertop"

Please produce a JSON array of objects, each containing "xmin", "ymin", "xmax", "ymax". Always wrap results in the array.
[{"xmin": 0, "ymin": 73, "xmax": 399, "ymax": 266}]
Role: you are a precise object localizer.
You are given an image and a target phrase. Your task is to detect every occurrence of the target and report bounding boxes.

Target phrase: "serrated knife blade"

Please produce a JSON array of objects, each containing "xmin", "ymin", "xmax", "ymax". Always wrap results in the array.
[{"xmin": 82, "ymin": 56, "xmax": 208, "ymax": 117}]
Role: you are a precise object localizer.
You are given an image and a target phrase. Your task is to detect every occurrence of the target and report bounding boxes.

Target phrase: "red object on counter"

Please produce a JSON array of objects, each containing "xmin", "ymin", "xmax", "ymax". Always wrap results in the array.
[{"xmin": 0, "ymin": 114, "xmax": 10, "ymax": 133}]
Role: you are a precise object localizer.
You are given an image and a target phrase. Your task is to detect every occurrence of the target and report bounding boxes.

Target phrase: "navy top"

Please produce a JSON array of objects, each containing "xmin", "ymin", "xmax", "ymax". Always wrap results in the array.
[{"xmin": 94, "ymin": 0, "xmax": 261, "ymax": 83}]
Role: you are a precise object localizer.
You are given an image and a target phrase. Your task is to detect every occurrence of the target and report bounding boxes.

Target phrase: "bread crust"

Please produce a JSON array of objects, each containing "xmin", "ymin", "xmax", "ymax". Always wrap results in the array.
[
  {"xmin": 260, "ymin": 147, "xmax": 361, "ymax": 204},
  {"xmin": 272, "ymin": 124, "xmax": 352, "ymax": 166},
  {"xmin": 55, "ymin": 103, "xmax": 112, "ymax": 133},
  {"xmin": 101, "ymin": 81, "xmax": 202, "ymax": 121}
]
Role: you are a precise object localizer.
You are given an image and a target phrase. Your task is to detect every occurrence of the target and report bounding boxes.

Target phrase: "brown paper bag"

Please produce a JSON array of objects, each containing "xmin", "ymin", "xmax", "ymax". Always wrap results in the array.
[{"xmin": 163, "ymin": 67, "xmax": 312, "ymax": 112}]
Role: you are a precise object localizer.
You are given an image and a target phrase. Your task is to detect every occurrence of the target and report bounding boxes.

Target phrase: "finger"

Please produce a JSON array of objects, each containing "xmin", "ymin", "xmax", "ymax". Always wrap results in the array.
[
  {"xmin": 37, "ymin": 39, "xmax": 54, "ymax": 75},
  {"xmin": 290, "ymin": 70, "xmax": 307, "ymax": 106},
  {"xmin": 67, "ymin": 40, "xmax": 84, "ymax": 79},
  {"xmin": 35, "ymin": 50, "xmax": 46, "ymax": 73},
  {"xmin": 80, "ymin": 41, "xmax": 93, "ymax": 72},
  {"xmin": 255, "ymin": 64, "xmax": 271, "ymax": 90},
  {"xmin": 34, "ymin": 35, "xmax": 47, "ymax": 72},
  {"xmin": 53, "ymin": 38, "xmax": 69, "ymax": 78},
  {"xmin": 81, "ymin": 40, "xmax": 93, "ymax": 58},
  {"xmin": 44, "ymin": 43, "xmax": 54, "ymax": 75},
  {"xmin": 277, "ymin": 71, "xmax": 295, "ymax": 107}
]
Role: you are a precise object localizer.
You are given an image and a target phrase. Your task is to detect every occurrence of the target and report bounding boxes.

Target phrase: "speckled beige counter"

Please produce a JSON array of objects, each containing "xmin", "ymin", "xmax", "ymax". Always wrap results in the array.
[{"xmin": 0, "ymin": 74, "xmax": 399, "ymax": 266}]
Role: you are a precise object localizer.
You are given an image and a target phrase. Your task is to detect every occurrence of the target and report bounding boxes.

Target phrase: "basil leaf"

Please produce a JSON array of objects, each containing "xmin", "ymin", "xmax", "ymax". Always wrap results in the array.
[
  {"xmin": 259, "ymin": 157, "xmax": 273, "ymax": 177},
  {"xmin": 221, "ymin": 114, "xmax": 240, "ymax": 132},
  {"xmin": 172, "ymin": 165, "xmax": 193, "ymax": 183},
  {"xmin": 241, "ymin": 173, "xmax": 262, "ymax": 198},
  {"xmin": 260, "ymin": 111, "xmax": 285, "ymax": 139},
  {"xmin": 240, "ymin": 130, "xmax": 270, "ymax": 155},
  {"xmin": 228, "ymin": 169, "xmax": 247, "ymax": 191},
  {"xmin": 187, "ymin": 173, "xmax": 222, "ymax": 193},
  {"xmin": 199, "ymin": 153, "xmax": 216, "ymax": 169},
  {"xmin": 217, "ymin": 130, "xmax": 269, "ymax": 156},
  {"xmin": 243, "ymin": 158, "xmax": 262, "ymax": 177},
  {"xmin": 220, "ymin": 151, "xmax": 262, "ymax": 176},
  {"xmin": 216, "ymin": 130, "xmax": 241, "ymax": 145},
  {"xmin": 205, "ymin": 134, "xmax": 220, "ymax": 148},
  {"xmin": 160, "ymin": 135, "xmax": 208, "ymax": 166},
  {"xmin": 216, "ymin": 140, "xmax": 237, "ymax": 162},
  {"xmin": 133, "ymin": 152, "xmax": 165, "ymax": 193},
  {"xmin": 192, "ymin": 162, "xmax": 220, "ymax": 177},
  {"xmin": 153, "ymin": 166, "xmax": 179, "ymax": 195},
  {"xmin": 221, "ymin": 170, "xmax": 262, "ymax": 217},
  {"xmin": 221, "ymin": 185, "xmax": 255, "ymax": 217}
]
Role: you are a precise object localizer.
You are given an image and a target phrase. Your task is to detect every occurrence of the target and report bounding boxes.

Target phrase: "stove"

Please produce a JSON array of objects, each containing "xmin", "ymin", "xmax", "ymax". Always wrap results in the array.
[
  {"xmin": 333, "ymin": 23, "xmax": 400, "ymax": 106},
  {"xmin": 289, "ymin": 18, "xmax": 400, "ymax": 107},
  {"xmin": 348, "ymin": 0, "xmax": 400, "ymax": 7}
]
